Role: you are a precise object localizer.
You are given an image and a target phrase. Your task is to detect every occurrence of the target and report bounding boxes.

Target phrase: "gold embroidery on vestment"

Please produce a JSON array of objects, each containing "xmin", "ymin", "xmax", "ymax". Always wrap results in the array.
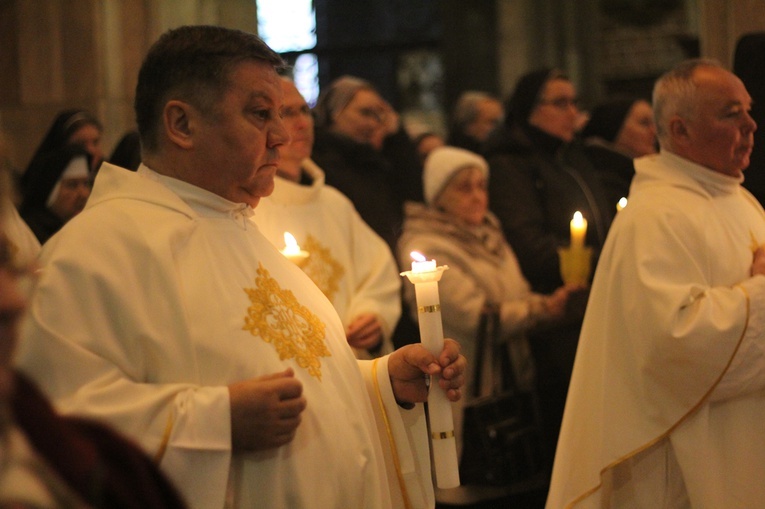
[
  {"xmin": 242, "ymin": 262, "xmax": 330, "ymax": 380},
  {"xmin": 372, "ymin": 358, "xmax": 414, "ymax": 509},
  {"xmin": 154, "ymin": 409, "xmax": 175, "ymax": 464},
  {"xmin": 302, "ymin": 234, "xmax": 345, "ymax": 302}
]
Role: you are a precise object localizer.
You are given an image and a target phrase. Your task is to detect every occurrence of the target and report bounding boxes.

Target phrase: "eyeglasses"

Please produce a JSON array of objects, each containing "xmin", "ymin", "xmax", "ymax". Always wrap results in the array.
[
  {"xmin": 537, "ymin": 97, "xmax": 580, "ymax": 110},
  {"xmin": 356, "ymin": 107, "xmax": 387, "ymax": 123},
  {"xmin": 281, "ymin": 105, "xmax": 312, "ymax": 120}
]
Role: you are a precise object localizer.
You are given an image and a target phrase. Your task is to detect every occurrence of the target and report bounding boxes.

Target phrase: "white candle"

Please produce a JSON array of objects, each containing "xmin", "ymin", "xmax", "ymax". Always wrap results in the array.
[
  {"xmin": 280, "ymin": 232, "xmax": 309, "ymax": 266},
  {"xmin": 570, "ymin": 211, "xmax": 587, "ymax": 250},
  {"xmin": 401, "ymin": 251, "xmax": 460, "ymax": 489}
]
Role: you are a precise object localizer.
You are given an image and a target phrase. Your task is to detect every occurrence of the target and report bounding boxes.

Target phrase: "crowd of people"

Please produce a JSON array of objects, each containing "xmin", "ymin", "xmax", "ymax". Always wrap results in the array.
[{"xmin": 1, "ymin": 22, "xmax": 764, "ymax": 509}]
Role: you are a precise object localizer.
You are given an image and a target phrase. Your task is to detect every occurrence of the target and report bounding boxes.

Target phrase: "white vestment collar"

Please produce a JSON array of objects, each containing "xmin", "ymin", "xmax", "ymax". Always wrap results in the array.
[
  {"xmin": 635, "ymin": 150, "xmax": 744, "ymax": 198},
  {"xmin": 137, "ymin": 164, "xmax": 254, "ymax": 229},
  {"xmin": 268, "ymin": 158, "xmax": 325, "ymax": 206}
]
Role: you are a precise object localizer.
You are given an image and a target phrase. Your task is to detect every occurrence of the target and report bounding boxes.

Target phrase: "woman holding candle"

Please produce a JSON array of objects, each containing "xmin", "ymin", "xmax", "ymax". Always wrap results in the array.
[
  {"xmin": 483, "ymin": 69, "xmax": 614, "ymax": 471},
  {"xmin": 398, "ymin": 146, "xmax": 571, "ymax": 506},
  {"xmin": 484, "ymin": 68, "xmax": 613, "ymax": 293}
]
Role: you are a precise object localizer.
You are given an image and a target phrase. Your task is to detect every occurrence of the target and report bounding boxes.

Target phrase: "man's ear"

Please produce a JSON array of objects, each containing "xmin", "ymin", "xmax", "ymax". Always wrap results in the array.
[
  {"xmin": 163, "ymin": 100, "xmax": 196, "ymax": 150},
  {"xmin": 668, "ymin": 115, "xmax": 690, "ymax": 147}
]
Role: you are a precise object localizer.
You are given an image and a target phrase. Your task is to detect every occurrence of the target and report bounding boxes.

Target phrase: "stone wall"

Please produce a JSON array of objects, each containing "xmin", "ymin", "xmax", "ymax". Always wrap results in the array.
[
  {"xmin": 0, "ymin": 0, "xmax": 256, "ymax": 174},
  {"xmin": 1, "ymin": 0, "xmax": 763, "ymax": 173}
]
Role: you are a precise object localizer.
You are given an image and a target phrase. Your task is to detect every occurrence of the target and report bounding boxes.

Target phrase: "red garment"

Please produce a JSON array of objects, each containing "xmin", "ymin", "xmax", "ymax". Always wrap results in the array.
[{"xmin": 10, "ymin": 371, "xmax": 187, "ymax": 509}]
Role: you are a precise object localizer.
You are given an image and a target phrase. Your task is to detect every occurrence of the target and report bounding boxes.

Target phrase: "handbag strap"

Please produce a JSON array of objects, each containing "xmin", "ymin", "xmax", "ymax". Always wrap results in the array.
[
  {"xmin": 471, "ymin": 306, "xmax": 491, "ymax": 399},
  {"xmin": 472, "ymin": 303, "xmax": 521, "ymax": 398}
]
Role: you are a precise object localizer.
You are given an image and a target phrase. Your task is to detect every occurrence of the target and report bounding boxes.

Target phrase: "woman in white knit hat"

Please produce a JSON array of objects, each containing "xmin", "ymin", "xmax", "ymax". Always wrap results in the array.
[{"xmin": 397, "ymin": 145, "xmax": 574, "ymax": 506}]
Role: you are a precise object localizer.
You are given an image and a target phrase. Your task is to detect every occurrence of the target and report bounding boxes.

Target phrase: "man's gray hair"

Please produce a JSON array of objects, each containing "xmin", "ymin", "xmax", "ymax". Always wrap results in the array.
[
  {"xmin": 312, "ymin": 76, "xmax": 375, "ymax": 129},
  {"xmin": 652, "ymin": 58, "xmax": 724, "ymax": 148},
  {"xmin": 450, "ymin": 91, "xmax": 499, "ymax": 132}
]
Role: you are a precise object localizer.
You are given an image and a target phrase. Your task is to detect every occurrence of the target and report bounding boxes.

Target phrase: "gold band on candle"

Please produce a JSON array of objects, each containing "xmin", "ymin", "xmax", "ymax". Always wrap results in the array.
[
  {"xmin": 418, "ymin": 304, "xmax": 441, "ymax": 314},
  {"xmin": 431, "ymin": 430, "xmax": 455, "ymax": 440}
]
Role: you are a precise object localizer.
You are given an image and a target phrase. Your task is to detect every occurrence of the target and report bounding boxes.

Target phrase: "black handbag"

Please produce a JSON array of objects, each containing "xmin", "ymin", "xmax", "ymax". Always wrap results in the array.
[{"xmin": 458, "ymin": 304, "xmax": 549, "ymax": 492}]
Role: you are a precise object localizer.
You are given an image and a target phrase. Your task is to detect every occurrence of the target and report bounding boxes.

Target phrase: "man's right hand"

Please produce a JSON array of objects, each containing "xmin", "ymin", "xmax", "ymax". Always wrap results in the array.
[{"xmin": 228, "ymin": 368, "xmax": 306, "ymax": 451}]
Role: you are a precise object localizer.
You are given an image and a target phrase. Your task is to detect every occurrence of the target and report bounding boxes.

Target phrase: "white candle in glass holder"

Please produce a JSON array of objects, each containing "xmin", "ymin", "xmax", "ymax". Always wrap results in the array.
[{"xmin": 400, "ymin": 251, "xmax": 460, "ymax": 489}]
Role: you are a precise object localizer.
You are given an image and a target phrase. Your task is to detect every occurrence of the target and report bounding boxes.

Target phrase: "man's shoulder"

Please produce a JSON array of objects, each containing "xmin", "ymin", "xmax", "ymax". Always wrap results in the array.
[
  {"xmin": 40, "ymin": 176, "xmax": 193, "ymax": 269},
  {"xmin": 615, "ymin": 183, "xmax": 711, "ymax": 247},
  {"xmin": 318, "ymin": 184, "xmax": 357, "ymax": 210},
  {"xmin": 87, "ymin": 163, "xmax": 195, "ymax": 217}
]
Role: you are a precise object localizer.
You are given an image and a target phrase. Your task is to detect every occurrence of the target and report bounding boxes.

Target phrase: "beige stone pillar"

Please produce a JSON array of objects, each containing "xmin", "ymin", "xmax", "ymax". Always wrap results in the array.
[{"xmin": 698, "ymin": 0, "xmax": 765, "ymax": 67}]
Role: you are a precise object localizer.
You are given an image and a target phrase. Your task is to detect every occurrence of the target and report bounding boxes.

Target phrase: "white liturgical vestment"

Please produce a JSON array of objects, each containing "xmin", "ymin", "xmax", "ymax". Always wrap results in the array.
[
  {"xmin": 255, "ymin": 159, "xmax": 401, "ymax": 359},
  {"xmin": 1, "ymin": 200, "xmax": 40, "ymax": 267},
  {"xmin": 547, "ymin": 151, "xmax": 765, "ymax": 508},
  {"xmin": 17, "ymin": 163, "xmax": 434, "ymax": 509}
]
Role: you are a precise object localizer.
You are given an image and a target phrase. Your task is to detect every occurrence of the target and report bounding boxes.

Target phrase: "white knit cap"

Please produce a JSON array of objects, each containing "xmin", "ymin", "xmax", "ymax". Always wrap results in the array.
[{"xmin": 423, "ymin": 146, "xmax": 489, "ymax": 204}]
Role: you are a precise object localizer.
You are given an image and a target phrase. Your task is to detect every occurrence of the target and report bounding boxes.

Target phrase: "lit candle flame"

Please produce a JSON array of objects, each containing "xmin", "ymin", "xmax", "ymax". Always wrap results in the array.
[
  {"xmin": 617, "ymin": 197, "xmax": 628, "ymax": 211},
  {"xmin": 411, "ymin": 251, "xmax": 426, "ymax": 262},
  {"xmin": 280, "ymin": 232, "xmax": 310, "ymax": 267},
  {"xmin": 283, "ymin": 232, "xmax": 301, "ymax": 255},
  {"xmin": 570, "ymin": 211, "xmax": 587, "ymax": 250},
  {"xmin": 410, "ymin": 251, "xmax": 436, "ymax": 274}
]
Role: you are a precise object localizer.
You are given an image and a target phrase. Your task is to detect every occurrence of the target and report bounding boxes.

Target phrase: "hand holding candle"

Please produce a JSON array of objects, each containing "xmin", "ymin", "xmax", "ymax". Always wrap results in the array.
[{"xmin": 400, "ymin": 251, "xmax": 460, "ymax": 489}]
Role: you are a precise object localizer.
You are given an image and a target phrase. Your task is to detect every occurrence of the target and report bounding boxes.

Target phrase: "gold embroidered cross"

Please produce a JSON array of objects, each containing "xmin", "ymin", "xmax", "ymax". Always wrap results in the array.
[
  {"xmin": 302, "ymin": 234, "xmax": 345, "ymax": 302},
  {"xmin": 243, "ymin": 262, "xmax": 331, "ymax": 380}
]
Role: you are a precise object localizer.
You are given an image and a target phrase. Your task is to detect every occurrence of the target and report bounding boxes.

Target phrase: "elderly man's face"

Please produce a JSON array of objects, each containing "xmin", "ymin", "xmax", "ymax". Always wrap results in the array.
[
  {"xmin": 683, "ymin": 66, "xmax": 757, "ymax": 178},
  {"xmin": 191, "ymin": 60, "xmax": 290, "ymax": 207},
  {"xmin": 465, "ymin": 98, "xmax": 503, "ymax": 142}
]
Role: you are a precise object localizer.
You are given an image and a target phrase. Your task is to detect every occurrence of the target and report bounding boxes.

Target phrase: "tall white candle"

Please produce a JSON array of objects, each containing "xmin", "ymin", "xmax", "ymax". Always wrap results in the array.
[{"xmin": 401, "ymin": 251, "xmax": 460, "ymax": 489}]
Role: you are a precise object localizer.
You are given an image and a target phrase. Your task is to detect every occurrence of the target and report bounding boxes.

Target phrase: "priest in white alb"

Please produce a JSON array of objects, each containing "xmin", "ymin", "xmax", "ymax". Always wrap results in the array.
[
  {"xmin": 255, "ymin": 78, "xmax": 400, "ymax": 360},
  {"xmin": 16, "ymin": 26, "xmax": 466, "ymax": 509},
  {"xmin": 547, "ymin": 59, "xmax": 765, "ymax": 508}
]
